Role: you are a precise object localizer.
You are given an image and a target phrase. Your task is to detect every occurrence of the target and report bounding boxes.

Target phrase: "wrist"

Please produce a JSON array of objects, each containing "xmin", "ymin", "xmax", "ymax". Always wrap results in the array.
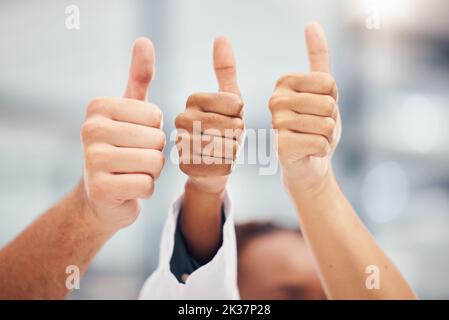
[
  {"xmin": 182, "ymin": 177, "xmax": 226, "ymax": 264},
  {"xmin": 284, "ymin": 167, "xmax": 338, "ymax": 201},
  {"xmin": 186, "ymin": 176, "xmax": 228, "ymax": 195},
  {"xmin": 75, "ymin": 181, "xmax": 120, "ymax": 237},
  {"xmin": 286, "ymin": 169, "xmax": 342, "ymax": 222}
]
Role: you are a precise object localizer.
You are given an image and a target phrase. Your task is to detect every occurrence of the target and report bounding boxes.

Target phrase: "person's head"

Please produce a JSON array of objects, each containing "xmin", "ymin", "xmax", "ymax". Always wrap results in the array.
[{"xmin": 235, "ymin": 221, "xmax": 326, "ymax": 300}]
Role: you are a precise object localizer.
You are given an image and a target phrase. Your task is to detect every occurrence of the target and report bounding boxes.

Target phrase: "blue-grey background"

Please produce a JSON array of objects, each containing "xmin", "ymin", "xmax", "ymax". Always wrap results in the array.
[{"xmin": 1, "ymin": 0, "xmax": 449, "ymax": 299}]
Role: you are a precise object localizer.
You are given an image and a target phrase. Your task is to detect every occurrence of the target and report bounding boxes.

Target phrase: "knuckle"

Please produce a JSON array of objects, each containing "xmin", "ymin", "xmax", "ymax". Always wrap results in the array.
[
  {"xmin": 323, "ymin": 95, "xmax": 337, "ymax": 116},
  {"xmin": 80, "ymin": 119, "xmax": 105, "ymax": 142},
  {"xmin": 174, "ymin": 113, "xmax": 186, "ymax": 129},
  {"xmin": 85, "ymin": 145, "xmax": 109, "ymax": 170},
  {"xmin": 179, "ymin": 163, "xmax": 192, "ymax": 176},
  {"xmin": 176, "ymin": 109, "xmax": 197, "ymax": 129},
  {"xmin": 233, "ymin": 95, "xmax": 244, "ymax": 112},
  {"xmin": 320, "ymin": 73, "xmax": 336, "ymax": 93},
  {"xmin": 272, "ymin": 114, "xmax": 282, "ymax": 129},
  {"xmin": 276, "ymin": 73, "xmax": 295, "ymax": 87},
  {"xmin": 225, "ymin": 163, "xmax": 233, "ymax": 175},
  {"xmin": 153, "ymin": 151, "xmax": 165, "ymax": 176},
  {"xmin": 154, "ymin": 130, "xmax": 166, "ymax": 150},
  {"xmin": 272, "ymin": 112, "xmax": 293, "ymax": 130},
  {"xmin": 86, "ymin": 97, "xmax": 109, "ymax": 117},
  {"xmin": 152, "ymin": 106, "xmax": 163, "ymax": 127},
  {"xmin": 143, "ymin": 176, "xmax": 155, "ymax": 198},
  {"xmin": 176, "ymin": 131, "xmax": 190, "ymax": 151},
  {"xmin": 219, "ymin": 163, "xmax": 233, "ymax": 175},
  {"xmin": 268, "ymin": 94, "xmax": 285, "ymax": 112},
  {"xmin": 232, "ymin": 117, "xmax": 245, "ymax": 131},
  {"xmin": 133, "ymin": 67, "xmax": 152, "ymax": 85},
  {"xmin": 321, "ymin": 117, "xmax": 336, "ymax": 138},
  {"xmin": 186, "ymin": 94, "xmax": 199, "ymax": 107}
]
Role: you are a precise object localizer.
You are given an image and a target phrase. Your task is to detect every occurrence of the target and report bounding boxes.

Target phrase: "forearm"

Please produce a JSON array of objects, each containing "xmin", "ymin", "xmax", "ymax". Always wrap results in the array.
[
  {"xmin": 180, "ymin": 177, "xmax": 226, "ymax": 264},
  {"xmin": 175, "ymin": 37, "xmax": 242, "ymax": 265},
  {"xmin": 0, "ymin": 181, "xmax": 116, "ymax": 299},
  {"xmin": 287, "ymin": 169, "xmax": 416, "ymax": 300}
]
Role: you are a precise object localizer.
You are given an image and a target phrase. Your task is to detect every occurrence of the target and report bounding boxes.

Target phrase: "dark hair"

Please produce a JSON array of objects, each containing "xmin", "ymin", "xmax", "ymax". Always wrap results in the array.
[{"xmin": 235, "ymin": 221, "xmax": 302, "ymax": 256}]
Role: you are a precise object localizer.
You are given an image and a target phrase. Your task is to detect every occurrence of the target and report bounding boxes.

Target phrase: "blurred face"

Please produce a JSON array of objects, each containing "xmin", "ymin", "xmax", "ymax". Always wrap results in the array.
[{"xmin": 237, "ymin": 231, "xmax": 326, "ymax": 300}]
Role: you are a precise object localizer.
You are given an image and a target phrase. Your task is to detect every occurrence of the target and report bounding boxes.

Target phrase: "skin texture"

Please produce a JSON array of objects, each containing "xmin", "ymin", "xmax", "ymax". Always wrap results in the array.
[
  {"xmin": 176, "ymin": 36, "xmax": 244, "ymax": 264},
  {"xmin": 0, "ymin": 26, "xmax": 416, "ymax": 300},
  {"xmin": 0, "ymin": 37, "xmax": 163, "ymax": 299},
  {"xmin": 269, "ymin": 23, "xmax": 416, "ymax": 300},
  {"xmin": 0, "ymin": 182, "xmax": 113, "ymax": 299},
  {"xmin": 82, "ymin": 38, "xmax": 165, "ymax": 231},
  {"xmin": 238, "ymin": 231, "xmax": 326, "ymax": 300}
]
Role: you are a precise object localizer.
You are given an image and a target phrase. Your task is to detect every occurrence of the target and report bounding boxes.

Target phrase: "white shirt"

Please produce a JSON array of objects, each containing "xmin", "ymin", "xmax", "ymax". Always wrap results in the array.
[{"xmin": 139, "ymin": 192, "xmax": 240, "ymax": 300}]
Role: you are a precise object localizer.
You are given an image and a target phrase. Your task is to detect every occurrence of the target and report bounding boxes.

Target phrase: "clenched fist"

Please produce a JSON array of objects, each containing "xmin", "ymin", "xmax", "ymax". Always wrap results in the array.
[
  {"xmin": 175, "ymin": 37, "xmax": 244, "ymax": 193},
  {"xmin": 81, "ymin": 38, "xmax": 165, "ymax": 230},
  {"xmin": 269, "ymin": 23, "xmax": 341, "ymax": 192}
]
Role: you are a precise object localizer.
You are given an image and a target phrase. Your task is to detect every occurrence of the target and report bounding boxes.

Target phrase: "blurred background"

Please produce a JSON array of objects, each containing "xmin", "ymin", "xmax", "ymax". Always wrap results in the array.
[{"xmin": 1, "ymin": 0, "xmax": 449, "ymax": 299}]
